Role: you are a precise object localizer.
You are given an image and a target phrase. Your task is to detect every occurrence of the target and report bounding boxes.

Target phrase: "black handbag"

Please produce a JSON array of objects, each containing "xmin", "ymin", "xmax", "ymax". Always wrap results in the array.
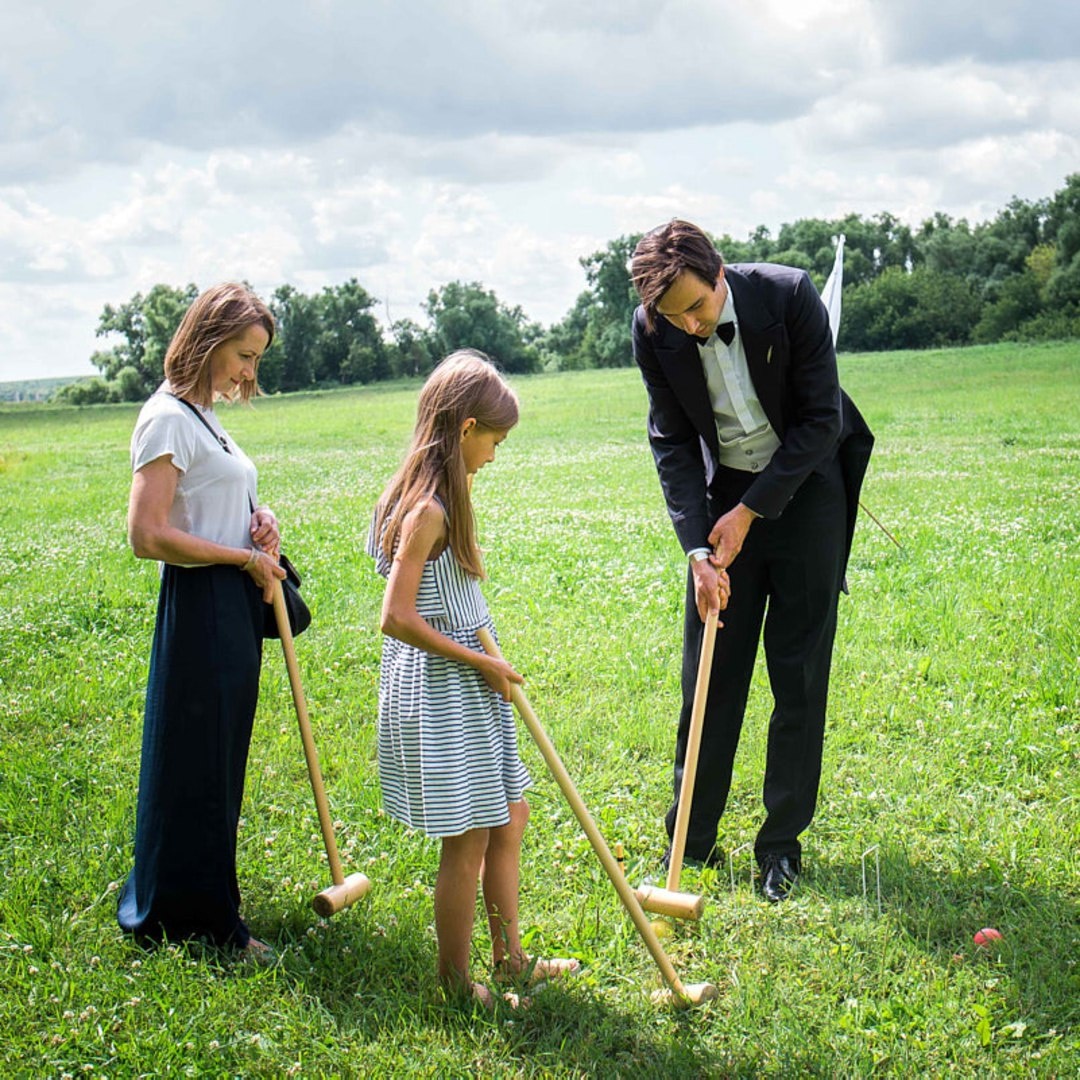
[
  {"xmin": 171, "ymin": 393, "xmax": 311, "ymax": 638},
  {"xmin": 264, "ymin": 552, "xmax": 312, "ymax": 639}
]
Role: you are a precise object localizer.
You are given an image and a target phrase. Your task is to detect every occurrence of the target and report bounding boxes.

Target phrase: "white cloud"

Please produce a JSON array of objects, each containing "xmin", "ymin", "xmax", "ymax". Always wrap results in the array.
[
  {"xmin": 0, "ymin": 190, "xmax": 117, "ymax": 282},
  {"xmin": 938, "ymin": 130, "xmax": 1080, "ymax": 209},
  {"xmin": 878, "ymin": 0, "xmax": 1080, "ymax": 64},
  {"xmin": 796, "ymin": 61, "xmax": 1063, "ymax": 152},
  {"xmin": 0, "ymin": 0, "xmax": 1078, "ymax": 380}
]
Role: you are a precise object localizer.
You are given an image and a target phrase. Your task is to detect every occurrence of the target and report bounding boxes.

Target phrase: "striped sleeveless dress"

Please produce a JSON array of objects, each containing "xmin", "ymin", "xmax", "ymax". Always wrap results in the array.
[{"xmin": 367, "ymin": 511, "xmax": 531, "ymax": 838}]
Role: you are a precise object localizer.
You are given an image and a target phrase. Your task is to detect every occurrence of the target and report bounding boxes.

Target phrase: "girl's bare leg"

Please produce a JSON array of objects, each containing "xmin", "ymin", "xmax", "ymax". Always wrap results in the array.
[
  {"xmin": 481, "ymin": 800, "xmax": 529, "ymax": 967},
  {"xmin": 484, "ymin": 799, "xmax": 579, "ymax": 984},
  {"xmin": 435, "ymin": 828, "xmax": 489, "ymax": 993}
]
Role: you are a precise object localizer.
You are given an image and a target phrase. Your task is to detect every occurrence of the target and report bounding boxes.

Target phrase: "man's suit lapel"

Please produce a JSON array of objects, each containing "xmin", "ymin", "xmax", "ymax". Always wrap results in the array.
[
  {"xmin": 726, "ymin": 267, "xmax": 787, "ymax": 436},
  {"xmin": 654, "ymin": 323, "xmax": 718, "ymax": 454}
]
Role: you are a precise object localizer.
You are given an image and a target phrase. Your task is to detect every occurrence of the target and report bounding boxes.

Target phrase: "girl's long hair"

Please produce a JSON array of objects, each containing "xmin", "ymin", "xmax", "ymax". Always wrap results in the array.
[
  {"xmin": 164, "ymin": 283, "xmax": 275, "ymax": 405},
  {"xmin": 375, "ymin": 349, "xmax": 518, "ymax": 578}
]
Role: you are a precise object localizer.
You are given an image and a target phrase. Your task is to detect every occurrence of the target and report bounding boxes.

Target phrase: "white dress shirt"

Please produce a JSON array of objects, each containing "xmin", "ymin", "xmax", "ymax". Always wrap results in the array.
[{"xmin": 697, "ymin": 288, "xmax": 780, "ymax": 474}]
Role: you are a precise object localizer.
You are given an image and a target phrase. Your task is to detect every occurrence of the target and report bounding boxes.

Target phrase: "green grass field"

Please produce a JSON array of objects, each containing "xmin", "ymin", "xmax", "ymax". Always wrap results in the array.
[{"xmin": 1, "ymin": 341, "xmax": 1077, "ymax": 1077}]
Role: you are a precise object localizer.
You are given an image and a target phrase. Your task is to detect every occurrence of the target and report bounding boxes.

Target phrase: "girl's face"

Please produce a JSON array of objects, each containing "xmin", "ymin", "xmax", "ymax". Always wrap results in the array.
[
  {"xmin": 460, "ymin": 421, "xmax": 508, "ymax": 475},
  {"xmin": 209, "ymin": 323, "xmax": 270, "ymax": 396}
]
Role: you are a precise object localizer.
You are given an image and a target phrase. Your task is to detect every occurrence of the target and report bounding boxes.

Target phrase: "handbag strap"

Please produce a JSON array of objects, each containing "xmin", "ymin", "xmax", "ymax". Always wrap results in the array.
[
  {"xmin": 170, "ymin": 392, "xmax": 232, "ymax": 454},
  {"xmin": 168, "ymin": 392, "xmax": 257, "ymax": 514}
]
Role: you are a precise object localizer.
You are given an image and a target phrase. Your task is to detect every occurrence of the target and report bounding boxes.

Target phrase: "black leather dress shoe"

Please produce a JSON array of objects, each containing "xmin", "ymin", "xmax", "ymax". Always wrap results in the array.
[{"xmin": 760, "ymin": 854, "xmax": 801, "ymax": 902}]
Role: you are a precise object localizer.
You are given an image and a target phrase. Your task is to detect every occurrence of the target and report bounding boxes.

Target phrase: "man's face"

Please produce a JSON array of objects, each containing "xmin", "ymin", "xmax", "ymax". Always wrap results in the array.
[{"xmin": 656, "ymin": 269, "xmax": 728, "ymax": 338}]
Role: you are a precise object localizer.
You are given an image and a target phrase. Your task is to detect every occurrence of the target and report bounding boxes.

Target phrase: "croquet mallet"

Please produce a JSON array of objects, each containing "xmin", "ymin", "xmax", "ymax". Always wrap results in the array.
[
  {"xmin": 477, "ymin": 628, "xmax": 717, "ymax": 1008},
  {"xmin": 635, "ymin": 607, "xmax": 718, "ymax": 921},
  {"xmin": 273, "ymin": 579, "xmax": 371, "ymax": 917}
]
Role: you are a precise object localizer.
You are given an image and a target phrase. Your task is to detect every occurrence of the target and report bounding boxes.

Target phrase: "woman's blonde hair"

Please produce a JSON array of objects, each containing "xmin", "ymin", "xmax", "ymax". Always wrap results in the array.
[
  {"xmin": 164, "ymin": 283, "xmax": 275, "ymax": 405},
  {"xmin": 375, "ymin": 349, "xmax": 519, "ymax": 578}
]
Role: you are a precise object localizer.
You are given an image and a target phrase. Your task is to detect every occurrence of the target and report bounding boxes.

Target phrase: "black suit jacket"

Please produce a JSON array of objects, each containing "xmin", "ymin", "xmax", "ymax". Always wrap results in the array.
[{"xmin": 632, "ymin": 263, "xmax": 873, "ymax": 573}]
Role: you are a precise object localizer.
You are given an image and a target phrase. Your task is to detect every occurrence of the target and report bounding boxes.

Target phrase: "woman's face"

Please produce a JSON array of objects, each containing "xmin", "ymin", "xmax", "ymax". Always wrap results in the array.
[{"xmin": 209, "ymin": 323, "xmax": 270, "ymax": 396}]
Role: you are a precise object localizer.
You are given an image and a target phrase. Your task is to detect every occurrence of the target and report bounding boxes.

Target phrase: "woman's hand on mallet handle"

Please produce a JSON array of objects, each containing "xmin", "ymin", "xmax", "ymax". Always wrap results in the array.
[{"xmin": 243, "ymin": 548, "xmax": 286, "ymax": 603}]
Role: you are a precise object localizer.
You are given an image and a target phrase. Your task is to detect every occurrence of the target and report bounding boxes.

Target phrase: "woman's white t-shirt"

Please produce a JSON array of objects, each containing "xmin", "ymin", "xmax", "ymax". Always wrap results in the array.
[{"xmin": 130, "ymin": 391, "xmax": 258, "ymax": 566}]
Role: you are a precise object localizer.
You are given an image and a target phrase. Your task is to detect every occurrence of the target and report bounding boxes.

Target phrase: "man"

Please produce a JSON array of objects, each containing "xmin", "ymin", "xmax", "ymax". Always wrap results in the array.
[{"xmin": 630, "ymin": 220, "xmax": 873, "ymax": 901}]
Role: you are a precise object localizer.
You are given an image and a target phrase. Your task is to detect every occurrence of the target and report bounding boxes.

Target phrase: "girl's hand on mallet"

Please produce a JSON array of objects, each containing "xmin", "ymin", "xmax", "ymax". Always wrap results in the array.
[{"xmin": 478, "ymin": 655, "xmax": 524, "ymax": 701}]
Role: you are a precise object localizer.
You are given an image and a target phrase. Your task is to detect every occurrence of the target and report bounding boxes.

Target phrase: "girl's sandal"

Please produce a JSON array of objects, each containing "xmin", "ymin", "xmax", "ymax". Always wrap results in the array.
[
  {"xmin": 470, "ymin": 981, "xmax": 531, "ymax": 1011},
  {"xmin": 494, "ymin": 955, "xmax": 581, "ymax": 987}
]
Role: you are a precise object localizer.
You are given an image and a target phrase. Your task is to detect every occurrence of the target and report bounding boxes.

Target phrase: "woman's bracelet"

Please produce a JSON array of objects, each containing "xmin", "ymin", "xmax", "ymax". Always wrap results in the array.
[{"xmin": 242, "ymin": 548, "xmax": 261, "ymax": 572}]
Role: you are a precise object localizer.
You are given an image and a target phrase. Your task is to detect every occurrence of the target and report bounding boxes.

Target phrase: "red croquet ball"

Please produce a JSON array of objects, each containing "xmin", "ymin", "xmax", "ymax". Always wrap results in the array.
[{"xmin": 974, "ymin": 927, "xmax": 1003, "ymax": 947}]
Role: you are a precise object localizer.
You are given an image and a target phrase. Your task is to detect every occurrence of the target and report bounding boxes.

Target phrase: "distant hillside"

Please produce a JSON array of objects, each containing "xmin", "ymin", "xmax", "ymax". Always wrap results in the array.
[{"xmin": 0, "ymin": 376, "xmax": 84, "ymax": 403}]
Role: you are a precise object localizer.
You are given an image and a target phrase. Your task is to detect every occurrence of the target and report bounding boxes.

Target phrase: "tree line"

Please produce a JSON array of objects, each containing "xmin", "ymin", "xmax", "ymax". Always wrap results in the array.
[{"xmin": 58, "ymin": 173, "xmax": 1080, "ymax": 404}]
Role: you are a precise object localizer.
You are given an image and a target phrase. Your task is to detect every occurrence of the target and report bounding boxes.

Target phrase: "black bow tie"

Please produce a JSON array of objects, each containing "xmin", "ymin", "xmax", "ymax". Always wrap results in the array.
[{"xmin": 694, "ymin": 322, "xmax": 735, "ymax": 347}]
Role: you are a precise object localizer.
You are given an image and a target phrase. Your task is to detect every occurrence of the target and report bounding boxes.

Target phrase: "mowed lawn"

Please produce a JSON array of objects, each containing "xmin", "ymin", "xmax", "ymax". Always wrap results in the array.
[{"xmin": 1, "ymin": 341, "xmax": 1077, "ymax": 1077}]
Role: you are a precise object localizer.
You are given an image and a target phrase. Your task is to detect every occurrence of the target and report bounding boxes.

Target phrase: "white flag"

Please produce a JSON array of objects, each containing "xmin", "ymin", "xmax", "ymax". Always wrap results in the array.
[{"xmin": 820, "ymin": 234, "xmax": 845, "ymax": 347}]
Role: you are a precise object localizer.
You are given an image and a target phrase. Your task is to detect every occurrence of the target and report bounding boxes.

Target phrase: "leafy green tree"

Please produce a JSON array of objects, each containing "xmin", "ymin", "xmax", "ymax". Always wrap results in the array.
[
  {"xmin": 387, "ymin": 318, "xmax": 437, "ymax": 379},
  {"xmin": 716, "ymin": 225, "xmax": 772, "ymax": 263},
  {"xmin": 269, "ymin": 285, "xmax": 319, "ymax": 392},
  {"xmin": 92, "ymin": 283, "xmax": 198, "ymax": 396},
  {"xmin": 917, "ymin": 214, "xmax": 978, "ymax": 277},
  {"xmin": 770, "ymin": 218, "xmax": 835, "ymax": 280},
  {"xmin": 54, "ymin": 377, "xmax": 113, "ymax": 406},
  {"xmin": 971, "ymin": 271, "xmax": 1042, "ymax": 343},
  {"xmin": 576, "ymin": 234, "xmax": 642, "ymax": 368},
  {"xmin": 537, "ymin": 234, "xmax": 643, "ymax": 371},
  {"xmin": 1026, "ymin": 242, "xmax": 1056, "ymax": 289},
  {"xmin": 114, "ymin": 365, "xmax": 146, "ymax": 402},
  {"xmin": 977, "ymin": 195, "xmax": 1050, "ymax": 282},
  {"xmin": 340, "ymin": 341, "xmax": 380, "ymax": 384},
  {"xmin": 842, "ymin": 266, "xmax": 982, "ymax": 350},
  {"xmin": 581, "ymin": 236, "xmax": 640, "ymax": 330},
  {"xmin": 717, "ymin": 214, "xmax": 910, "ymax": 288},
  {"xmin": 536, "ymin": 292, "xmax": 595, "ymax": 371},
  {"xmin": 255, "ymin": 338, "xmax": 284, "ymax": 394},
  {"xmin": 1044, "ymin": 259, "xmax": 1080, "ymax": 312},
  {"xmin": 424, "ymin": 281, "xmax": 538, "ymax": 373},
  {"xmin": 312, "ymin": 279, "xmax": 387, "ymax": 384},
  {"xmin": 1043, "ymin": 173, "xmax": 1080, "ymax": 311}
]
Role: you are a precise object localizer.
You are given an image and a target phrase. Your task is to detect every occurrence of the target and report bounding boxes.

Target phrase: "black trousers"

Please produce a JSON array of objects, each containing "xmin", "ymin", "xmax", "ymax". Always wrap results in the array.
[
  {"xmin": 118, "ymin": 563, "xmax": 264, "ymax": 947},
  {"xmin": 665, "ymin": 454, "xmax": 847, "ymax": 865}
]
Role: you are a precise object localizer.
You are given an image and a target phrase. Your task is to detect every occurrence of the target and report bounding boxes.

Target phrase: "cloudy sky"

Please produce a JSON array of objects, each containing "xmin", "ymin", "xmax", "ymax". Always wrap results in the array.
[{"xmin": 2, "ymin": 0, "xmax": 1078, "ymax": 382}]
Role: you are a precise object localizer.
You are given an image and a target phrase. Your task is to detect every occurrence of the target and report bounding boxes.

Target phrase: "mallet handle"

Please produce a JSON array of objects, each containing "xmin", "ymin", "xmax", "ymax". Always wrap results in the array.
[
  {"xmin": 273, "ymin": 580, "xmax": 345, "ymax": 887},
  {"xmin": 666, "ymin": 608, "xmax": 718, "ymax": 893},
  {"xmin": 476, "ymin": 628, "xmax": 692, "ymax": 1004}
]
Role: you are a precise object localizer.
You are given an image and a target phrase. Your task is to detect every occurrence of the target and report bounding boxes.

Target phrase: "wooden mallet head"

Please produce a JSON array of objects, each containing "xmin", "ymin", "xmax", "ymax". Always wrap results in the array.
[
  {"xmin": 651, "ymin": 982, "xmax": 719, "ymax": 1008},
  {"xmin": 634, "ymin": 884, "xmax": 705, "ymax": 921},
  {"xmin": 312, "ymin": 872, "xmax": 372, "ymax": 917}
]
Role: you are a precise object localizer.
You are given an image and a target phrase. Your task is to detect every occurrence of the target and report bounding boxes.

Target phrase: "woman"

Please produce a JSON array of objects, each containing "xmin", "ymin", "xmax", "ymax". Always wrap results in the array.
[{"xmin": 118, "ymin": 283, "xmax": 285, "ymax": 957}]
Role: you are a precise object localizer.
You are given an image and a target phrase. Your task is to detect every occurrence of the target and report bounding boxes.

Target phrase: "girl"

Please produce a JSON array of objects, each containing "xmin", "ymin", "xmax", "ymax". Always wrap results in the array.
[{"xmin": 366, "ymin": 350, "xmax": 578, "ymax": 1004}]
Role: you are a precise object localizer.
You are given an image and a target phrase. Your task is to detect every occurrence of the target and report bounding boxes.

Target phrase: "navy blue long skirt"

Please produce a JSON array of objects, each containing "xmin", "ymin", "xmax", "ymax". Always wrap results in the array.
[{"xmin": 118, "ymin": 563, "xmax": 265, "ymax": 947}]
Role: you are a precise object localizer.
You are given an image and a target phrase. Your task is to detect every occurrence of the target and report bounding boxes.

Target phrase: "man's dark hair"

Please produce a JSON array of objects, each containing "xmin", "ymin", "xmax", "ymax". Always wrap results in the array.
[{"xmin": 631, "ymin": 220, "xmax": 724, "ymax": 332}]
